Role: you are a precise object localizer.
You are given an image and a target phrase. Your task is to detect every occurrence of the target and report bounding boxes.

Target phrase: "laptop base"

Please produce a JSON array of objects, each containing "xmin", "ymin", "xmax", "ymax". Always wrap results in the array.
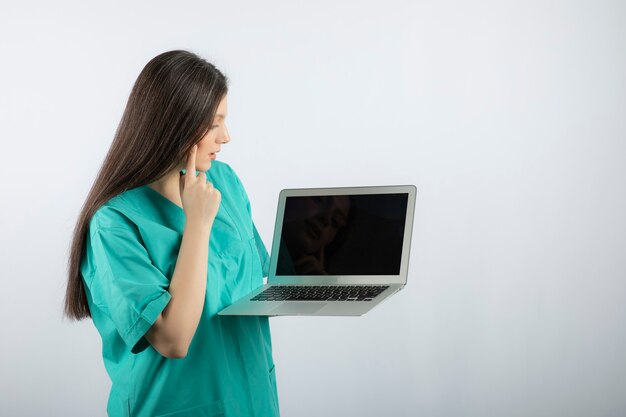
[{"xmin": 217, "ymin": 284, "xmax": 404, "ymax": 316}]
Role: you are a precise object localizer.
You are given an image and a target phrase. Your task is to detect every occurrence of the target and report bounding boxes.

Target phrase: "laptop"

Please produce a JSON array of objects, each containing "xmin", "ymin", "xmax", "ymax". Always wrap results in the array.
[{"xmin": 218, "ymin": 185, "xmax": 417, "ymax": 316}]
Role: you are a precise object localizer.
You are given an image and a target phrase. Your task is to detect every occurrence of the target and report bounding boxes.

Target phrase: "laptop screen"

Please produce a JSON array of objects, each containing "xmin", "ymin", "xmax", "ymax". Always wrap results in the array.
[{"xmin": 275, "ymin": 193, "xmax": 409, "ymax": 276}]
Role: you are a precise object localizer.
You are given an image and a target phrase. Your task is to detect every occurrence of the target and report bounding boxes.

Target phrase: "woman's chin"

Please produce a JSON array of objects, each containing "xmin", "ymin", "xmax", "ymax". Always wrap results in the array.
[{"xmin": 196, "ymin": 161, "xmax": 211, "ymax": 171}]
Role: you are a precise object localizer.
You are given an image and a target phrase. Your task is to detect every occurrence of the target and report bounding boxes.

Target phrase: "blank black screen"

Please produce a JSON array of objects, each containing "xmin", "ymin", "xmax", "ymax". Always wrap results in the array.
[{"xmin": 275, "ymin": 193, "xmax": 408, "ymax": 276}]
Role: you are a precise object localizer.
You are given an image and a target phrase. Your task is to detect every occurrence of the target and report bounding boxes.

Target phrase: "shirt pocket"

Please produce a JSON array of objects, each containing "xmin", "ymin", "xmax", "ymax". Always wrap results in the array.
[
  {"xmin": 269, "ymin": 364, "xmax": 280, "ymax": 412},
  {"xmin": 215, "ymin": 237, "xmax": 262, "ymax": 306}
]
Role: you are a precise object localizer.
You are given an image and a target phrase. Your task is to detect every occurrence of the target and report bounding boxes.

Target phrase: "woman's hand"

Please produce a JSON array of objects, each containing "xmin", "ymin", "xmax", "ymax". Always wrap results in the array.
[
  {"xmin": 179, "ymin": 144, "xmax": 221, "ymax": 227},
  {"xmin": 293, "ymin": 251, "xmax": 328, "ymax": 275},
  {"xmin": 146, "ymin": 144, "xmax": 217, "ymax": 358}
]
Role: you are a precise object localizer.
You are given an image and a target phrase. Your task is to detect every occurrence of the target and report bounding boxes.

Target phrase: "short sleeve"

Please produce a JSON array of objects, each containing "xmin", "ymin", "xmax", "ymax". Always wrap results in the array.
[{"xmin": 85, "ymin": 226, "xmax": 172, "ymax": 354}]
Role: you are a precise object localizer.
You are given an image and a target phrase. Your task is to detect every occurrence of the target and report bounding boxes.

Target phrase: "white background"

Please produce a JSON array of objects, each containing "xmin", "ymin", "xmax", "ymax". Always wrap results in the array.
[{"xmin": 1, "ymin": 1, "xmax": 625, "ymax": 416}]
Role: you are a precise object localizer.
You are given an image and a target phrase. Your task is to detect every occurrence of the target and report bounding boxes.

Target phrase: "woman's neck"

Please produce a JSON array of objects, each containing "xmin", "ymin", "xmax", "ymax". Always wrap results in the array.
[{"xmin": 147, "ymin": 169, "xmax": 183, "ymax": 208}]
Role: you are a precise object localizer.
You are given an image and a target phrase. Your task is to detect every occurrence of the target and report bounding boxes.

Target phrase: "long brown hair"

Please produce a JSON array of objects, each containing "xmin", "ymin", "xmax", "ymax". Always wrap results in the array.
[{"xmin": 64, "ymin": 50, "xmax": 228, "ymax": 320}]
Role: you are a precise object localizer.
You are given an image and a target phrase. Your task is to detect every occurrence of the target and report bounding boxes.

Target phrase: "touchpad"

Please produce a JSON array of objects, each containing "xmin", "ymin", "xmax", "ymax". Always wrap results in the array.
[{"xmin": 269, "ymin": 302, "xmax": 327, "ymax": 315}]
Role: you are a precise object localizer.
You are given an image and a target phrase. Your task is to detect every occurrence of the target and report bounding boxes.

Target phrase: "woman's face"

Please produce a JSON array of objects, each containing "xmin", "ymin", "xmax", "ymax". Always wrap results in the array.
[
  {"xmin": 283, "ymin": 195, "xmax": 351, "ymax": 256},
  {"xmin": 190, "ymin": 94, "xmax": 230, "ymax": 171}
]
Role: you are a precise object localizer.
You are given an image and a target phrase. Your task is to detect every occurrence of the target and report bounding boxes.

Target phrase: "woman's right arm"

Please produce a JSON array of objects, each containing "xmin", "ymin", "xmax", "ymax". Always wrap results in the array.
[
  {"xmin": 145, "ymin": 218, "xmax": 212, "ymax": 358},
  {"xmin": 144, "ymin": 144, "xmax": 221, "ymax": 359}
]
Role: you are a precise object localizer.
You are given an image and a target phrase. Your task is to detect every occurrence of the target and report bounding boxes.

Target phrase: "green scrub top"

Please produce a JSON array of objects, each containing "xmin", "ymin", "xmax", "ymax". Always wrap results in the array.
[{"xmin": 80, "ymin": 160, "xmax": 280, "ymax": 417}]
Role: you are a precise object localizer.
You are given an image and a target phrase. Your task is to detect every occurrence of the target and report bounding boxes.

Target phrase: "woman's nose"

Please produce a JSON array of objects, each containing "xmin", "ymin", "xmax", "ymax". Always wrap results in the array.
[
  {"xmin": 219, "ymin": 133, "xmax": 230, "ymax": 144},
  {"xmin": 218, "ymin": 125, "xmax": 230, "ymax": 144}
]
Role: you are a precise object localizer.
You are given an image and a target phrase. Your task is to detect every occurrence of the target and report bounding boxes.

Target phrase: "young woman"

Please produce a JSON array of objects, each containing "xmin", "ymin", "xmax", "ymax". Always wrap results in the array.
[{"xmin": 64, "ymin": 50, "xmax": 280, "ymax": 417}]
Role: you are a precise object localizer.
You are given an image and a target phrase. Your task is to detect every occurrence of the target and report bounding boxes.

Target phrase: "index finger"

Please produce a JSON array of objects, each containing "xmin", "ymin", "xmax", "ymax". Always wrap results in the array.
[{"xmin": 186, "ymin": 144, "xmax": 197, "ymax": 179}]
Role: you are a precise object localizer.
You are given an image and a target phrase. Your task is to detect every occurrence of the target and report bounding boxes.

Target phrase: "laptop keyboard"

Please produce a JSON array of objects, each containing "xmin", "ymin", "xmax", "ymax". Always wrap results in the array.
[{"xmin": 250, "ymin": 285, "xmax": 389, "ymax": 302}]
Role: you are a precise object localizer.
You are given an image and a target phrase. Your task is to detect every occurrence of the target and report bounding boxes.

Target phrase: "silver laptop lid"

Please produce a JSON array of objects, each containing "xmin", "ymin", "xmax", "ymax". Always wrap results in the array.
[{"xmin": 267, "ymin": 185, "xmax": 417, "ymax": 285}]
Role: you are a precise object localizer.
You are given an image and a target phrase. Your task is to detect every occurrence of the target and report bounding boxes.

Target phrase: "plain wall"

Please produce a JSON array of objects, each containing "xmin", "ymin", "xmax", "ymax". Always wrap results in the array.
[{"xmin": 1, "ymin": 0, "xmax": 625, "ymax": 416}]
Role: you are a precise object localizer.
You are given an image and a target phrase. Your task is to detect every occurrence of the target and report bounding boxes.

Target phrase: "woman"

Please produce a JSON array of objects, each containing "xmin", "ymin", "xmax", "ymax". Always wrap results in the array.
[
  {"xmin": 64, "ymin": 50, "xmax": 280, "ymax": 417},
  {"xmin": 280, "ymin": 195, "xmax": 351, "ymax": 275}
]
